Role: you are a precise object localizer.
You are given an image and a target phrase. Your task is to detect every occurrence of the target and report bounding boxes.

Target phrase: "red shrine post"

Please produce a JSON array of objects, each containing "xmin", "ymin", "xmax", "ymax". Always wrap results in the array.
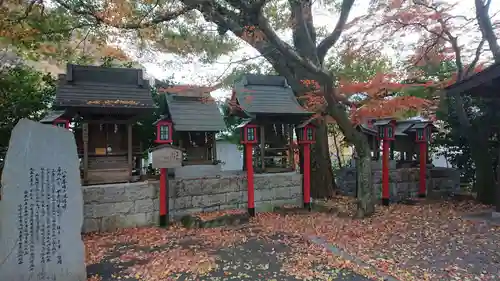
[
  {"xmin": 239, "ymin": 122, "xmax": 258, "ymax": 217},
  {"xmin": 154, "ymin": 120, "xmax": 173, "ymax": 226},
  {"xmin": 297, "ymin": 122, "xmax": 316, "ymax": 210},
  {"xmin": 411, "ymin": 122, "xmax": 434, "ymax": 198},
  {"xmin": 374, "ymin": 119, "xmax": 396, "ymax": 206}
]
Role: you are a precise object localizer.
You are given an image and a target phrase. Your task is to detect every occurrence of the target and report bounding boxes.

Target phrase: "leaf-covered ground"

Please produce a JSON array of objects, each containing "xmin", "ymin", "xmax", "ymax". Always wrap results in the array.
[{"xmin": 85, "ymin": 198, "xmax": 500, "ymax": 281}]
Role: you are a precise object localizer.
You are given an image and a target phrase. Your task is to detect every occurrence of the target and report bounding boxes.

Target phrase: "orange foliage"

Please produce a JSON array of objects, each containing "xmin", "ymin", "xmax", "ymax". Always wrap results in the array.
[
  {"xmin": 101, "ymin": 46, "xmax": 129, "ymax": 61},
  {"xmin": 298, "ymin": 74, "xmax": 434, "ymax": 125},
  {"xmin": 350, "ymin": 96, "xmax": 433, "ymax": 124}
]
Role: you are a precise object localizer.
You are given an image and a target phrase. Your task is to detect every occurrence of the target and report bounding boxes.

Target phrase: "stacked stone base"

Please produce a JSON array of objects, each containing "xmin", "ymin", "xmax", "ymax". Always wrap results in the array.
[
  {"xmin": 82, "ymin": 172, "xmax": 302, "ymax": 233},
  {"xmin": 336, "ymin": 167, "xmax": 460, "ymax": 202}
]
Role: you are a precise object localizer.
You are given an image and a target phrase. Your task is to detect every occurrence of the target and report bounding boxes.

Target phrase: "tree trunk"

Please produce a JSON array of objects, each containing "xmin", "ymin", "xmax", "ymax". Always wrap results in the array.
[
  {"xmin": 310, "ymin": 121, "xmax": 336, "ymax": 199},
  {"xmin": 332, "ymin": 125, "xmax": 343, "ymax": 168},
  {"xmin": 355, "ymin": 149, "xmax": 374, "ymax": 218},
  {"xmin": 324, "ymin": 100, "xmax": 375, "ymax": 217}
]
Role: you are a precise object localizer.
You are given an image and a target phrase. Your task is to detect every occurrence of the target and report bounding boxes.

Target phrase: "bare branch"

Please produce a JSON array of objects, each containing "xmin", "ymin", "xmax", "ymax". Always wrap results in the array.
[{"xmin": 316, "ymin": 0, "xmax": 355, "ymax": 63}]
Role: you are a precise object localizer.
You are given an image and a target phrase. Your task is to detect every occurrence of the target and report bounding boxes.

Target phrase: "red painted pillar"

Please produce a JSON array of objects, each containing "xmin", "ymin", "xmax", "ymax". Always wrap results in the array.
[
  {"xmin": 419, "ymin": 142, "xmax": 427, "ymax": 198},
  {"xmin": 303, "ymin": 144, "xmax": 311, "ymax": 210},
  {"xmin": 382, "ymin": 139, "xmax": 390, "ymax": 206},
  {"xmin": 245, "ymin": 144, "xmax": 255, "ymax": 216},
  {"xmin": 159, "ymin": 168, "xmax": 169, "ymax": 226}
]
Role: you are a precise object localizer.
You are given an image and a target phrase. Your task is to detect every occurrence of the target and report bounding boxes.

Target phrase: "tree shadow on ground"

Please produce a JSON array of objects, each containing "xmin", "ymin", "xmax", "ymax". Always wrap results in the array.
[{"xmin": 86, "ymin": 233, "xmax": 375, "ymax": 281}]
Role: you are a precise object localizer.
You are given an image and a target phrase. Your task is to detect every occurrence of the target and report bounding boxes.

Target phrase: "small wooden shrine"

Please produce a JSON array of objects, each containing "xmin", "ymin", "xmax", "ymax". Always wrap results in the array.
[
  {"xmin": 41, "ymin": 64, "xmax": 155, "ymax": 185},
  {"xmin": 230, "ymin": 74, "xmax": 313, "ymax": 173},
  {"xmin": 353, "ymin": 118, "xmax": 438, "ymax": 167},
  {"xmin": 154, "ymin": 84, "xmax": 226, "ymax": 165}
]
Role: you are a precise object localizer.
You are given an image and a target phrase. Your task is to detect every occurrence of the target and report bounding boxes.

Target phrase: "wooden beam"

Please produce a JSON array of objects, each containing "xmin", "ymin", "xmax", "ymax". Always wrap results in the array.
[
  {"xmin": 212, "ymin": 133, "xmax": 217, "ymax": 162},
  {"xmin": 260, "ymin": 125, "xmax": 266, "ymax": 170},
  {"xmin": 128, "ymin": 123, "xmax": 133, "ymax": 180},
  {"xmin": 288, "ymin": 124, "xmax": 294, "ymax": 170},
  {"xmin": 82, "ymin": 123, "xmax": 89, "ymax": 184}
]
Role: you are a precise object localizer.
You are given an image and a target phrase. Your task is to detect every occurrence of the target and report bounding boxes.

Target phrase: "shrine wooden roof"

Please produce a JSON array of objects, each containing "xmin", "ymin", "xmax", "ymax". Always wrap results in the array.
[
  {"xmin": 54, "ymin": 64, "xmax": 155, "ymax": 110},
  {"xmin": 231, "ymin": 75, "xmax": 313, "ymax": 118},
  {"xmin": 355, "ymin": 119, "xmax": 437, "ymax": 138},
  {"xmin": 445, "ymin": 61, "xmax": 500, "ymax": 98},
  {"xmin": 159, "ymin": 92, "xmax": 226, "ymax": 132},
  {"xmin": 39, "ymin": 110, "xmax": 66, "ymax": 123}
]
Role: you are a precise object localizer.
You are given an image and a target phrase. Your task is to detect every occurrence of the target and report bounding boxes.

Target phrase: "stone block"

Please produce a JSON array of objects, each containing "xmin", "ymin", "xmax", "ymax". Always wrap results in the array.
[
  {"xmin": 395, "ymin": 182, "xmax": 408, "ymax": 200},
  {"xmin": 172, "ymin": 196, "xmax": 193, "ymax": 209},
  {"xmin": 84, "ymin": 201, "xmax": 134, "ymax": 218},
  {"xmin": 219, "ymin": 177, "xmax": 246, "ymax": 193},
  {"xmin": 173, "ymin": 177, "xmax": 225, "ymax": 197},
  {"xmin": 173, "ymin": 164, "xmax": 222, "ymax": 179},
  {"xmin": 134, "ymin": 199, "xmax": 154, "ymax": 213},
  {"xmin": 254, "ymin": 175, "xmax": 271, "ymax": 190},
  {"xmin": 225, "ymin": 191, "xmax": 246, "ymax": 204},
  {"xmin": 100, "ymin": 215, "xmax": 125, "ymax": 232},
  {"xmin": 255, "ymin": 188, "xmax": 275, "ymax": 201},
  {"xmin": 123, "ymin": 183, "xmax": 155, "ymax": 200},
  {"xmin": 389, "ymin": 171, "xmax": 402, "ymax": 182},
  {"xmin": 82, "ymin": 218, "xmax": 100, "ymax": 233},
  {"xmin": 274, "ymin": 186, "xmax": 292, "ymax": 200},
  {"xmin": 83, "ymin": 184, "xmax": 126, "ymax": 203},
  {"xmin": 99, "ymin": 213, "xmax": 152, "ymax": 231},
  {"xmin": 191, "ymin": 193, "xmax": 226, "ymax": 208},
  {"xmin": 153, "ymin": 198, "xmax": 160, "ymax": 211},
  {"xmin": 254, "ymin": 173, "xmax": 301, "ymax": 189},
  {"xmin": 372, "ymin": 171, "xmax": 382, "ymax": 183},
  {"xmin": 289, "ymin": 186, "xmax": 302, "ymax": 199},
  {"xmin": 125, "ymin": 213, "xmax": 151, "ymax": 227}
]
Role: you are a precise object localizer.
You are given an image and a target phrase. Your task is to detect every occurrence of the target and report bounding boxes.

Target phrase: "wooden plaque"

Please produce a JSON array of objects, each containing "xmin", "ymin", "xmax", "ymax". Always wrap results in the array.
[
  {"xmin": 152, "ymin": 146, "xmax": 182, "ymax": 168},
  {"xmin": 95, "ymin": 148, "xmax": 106, "ymax": 155}
]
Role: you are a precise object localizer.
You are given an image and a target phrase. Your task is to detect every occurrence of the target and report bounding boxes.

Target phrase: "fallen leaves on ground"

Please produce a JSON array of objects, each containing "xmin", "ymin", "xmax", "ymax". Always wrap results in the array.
[
  {"xmin": 193, "ymin": 209, "xmax": 247, "ymax": 221},
  {"xmin": 84, "ymin": 198, "xmax": 499, "ymax": 281}
]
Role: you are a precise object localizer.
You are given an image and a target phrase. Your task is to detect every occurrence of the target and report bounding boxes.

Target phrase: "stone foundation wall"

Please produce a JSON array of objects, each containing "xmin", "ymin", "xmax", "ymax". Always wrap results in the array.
[
  {"xmin": 82, "ymin": 172, "xmax": 302, "ymax": 233},
  {"xmin": 336, "ymin": 167, "xmax": 460, "ymax": 201}
]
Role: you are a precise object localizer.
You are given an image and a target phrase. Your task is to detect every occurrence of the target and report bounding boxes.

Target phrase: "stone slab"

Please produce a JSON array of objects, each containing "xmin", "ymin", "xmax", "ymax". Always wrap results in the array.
[{"xmin": 0, "ymin": 119, "xmax": 86, "ymax": 280}]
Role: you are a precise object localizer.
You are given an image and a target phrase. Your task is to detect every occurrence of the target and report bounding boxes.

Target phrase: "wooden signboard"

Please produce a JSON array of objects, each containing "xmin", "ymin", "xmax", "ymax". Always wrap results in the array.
[
  {"xmin": 82, "ymin": 123, "xmax": 89, "ymax": 142},
  {"xmin": 152, "ymin": 145, "xmax": 182, "ymax": 169}
]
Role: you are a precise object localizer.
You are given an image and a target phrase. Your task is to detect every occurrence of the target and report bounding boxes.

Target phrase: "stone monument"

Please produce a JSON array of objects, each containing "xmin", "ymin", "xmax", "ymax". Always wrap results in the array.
[{"xmin": 0, "ymin": 119, "xmax": 86, "ymax": 281}]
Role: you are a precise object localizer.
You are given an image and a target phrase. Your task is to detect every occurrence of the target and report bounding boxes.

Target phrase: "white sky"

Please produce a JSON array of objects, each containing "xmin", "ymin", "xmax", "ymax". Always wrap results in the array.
[{"xmin": 129, "ymin": 0, "xmax": 499, "ymax": 100}]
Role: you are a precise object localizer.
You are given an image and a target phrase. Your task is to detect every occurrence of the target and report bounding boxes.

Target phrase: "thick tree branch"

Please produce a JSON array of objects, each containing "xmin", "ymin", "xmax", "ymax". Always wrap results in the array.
[
  {"xmin": 256, "ymin": 13, "xmax": 326, "ymax": 77},
  {"xmin": 52, "ymin": 0, "xmax": 193, "ymax": 29},
  {"xmin": 475, "ymin": 0, "xmax": 500, "ymax": 62},
  {"xmin": 288, "ymin": 0, "xmax": 318, "ymax": 63},
  {"xmin": 316, "ymin": 0, "xmax": 355, "ymax": 63},
  {"xmin": 466, "ymin": 38, "xmax": 486, "ymax": 76}
]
